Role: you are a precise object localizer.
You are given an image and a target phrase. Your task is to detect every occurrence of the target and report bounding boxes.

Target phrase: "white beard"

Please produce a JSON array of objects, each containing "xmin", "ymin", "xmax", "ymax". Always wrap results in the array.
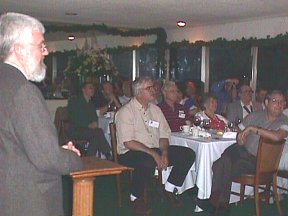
[{"xmin": 27, "ymin": 59, "xmax": 47, "ymax": 82}]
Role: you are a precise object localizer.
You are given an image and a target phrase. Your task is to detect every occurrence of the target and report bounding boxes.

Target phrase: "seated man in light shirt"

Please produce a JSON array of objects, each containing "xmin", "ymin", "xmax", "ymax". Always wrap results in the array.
[{"xmin": 115, "ymin": 76, "xmax": 195, "ymax": 215}]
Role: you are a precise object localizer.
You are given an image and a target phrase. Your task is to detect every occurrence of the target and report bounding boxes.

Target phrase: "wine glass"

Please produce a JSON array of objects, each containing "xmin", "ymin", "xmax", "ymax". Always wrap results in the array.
[
  {"xmin": 235, "ymin": 118, "xmax": 242, "ymax": 125},
  {"xmin": 227, "ymin": 122, "xmax": 235, "ymax": 132},
  {"xmin": 193, "ymin": 116, "xmax": 202, "ymax": 127},
  {"xmin": 108, "ymin": 103, "xmax": 114, "ymax": 112},
  {"xmin": 203, "ymin": 119, "xmax": 211, "ymax": 131}
]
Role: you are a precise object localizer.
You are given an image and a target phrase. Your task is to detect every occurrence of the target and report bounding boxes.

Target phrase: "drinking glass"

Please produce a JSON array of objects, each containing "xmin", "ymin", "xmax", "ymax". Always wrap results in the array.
[
  {"xmin": 235, "ymin": 118, "xmax": 242, "ymax": 125},
  {"xmin": 83, "ymin": 142, "xmax": 90, "ymax": 156},
  {"xmin": 194, "ymin": 116, "xmax": 202, "ymax": 127},
  {"xmin": 227, "ymin": 122, "xmax": 235, "ymax": 132},
  {"xmin": 203, "ymin": 119, "xmax": 211, "ymax": 131}
]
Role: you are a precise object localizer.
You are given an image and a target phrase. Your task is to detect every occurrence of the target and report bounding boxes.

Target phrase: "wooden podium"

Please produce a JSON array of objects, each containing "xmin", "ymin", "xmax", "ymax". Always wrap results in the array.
[{"xmin": 70, "ymin": 157, "xmax": 129, "ymax": 216}]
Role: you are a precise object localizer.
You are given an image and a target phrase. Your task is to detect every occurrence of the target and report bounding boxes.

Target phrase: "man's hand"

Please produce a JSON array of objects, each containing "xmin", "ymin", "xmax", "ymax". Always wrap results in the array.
[
  {"xmin": 237, "ymin": 132, "xmax": 245, "ymax": 146},
  {"xmin": 62, "ymin": 141, "xmax": 81, "ymax": 156},
  {"xmin": 151, "ymin": 150, "xmax": 162, "ymax": 170},
  {"xmin": 160, "ymin": 153, "xmax": 169, "ymax": 170},
  {"xmin": 237, "ymin": 126, "xmax": 255, "ymax": 146}
]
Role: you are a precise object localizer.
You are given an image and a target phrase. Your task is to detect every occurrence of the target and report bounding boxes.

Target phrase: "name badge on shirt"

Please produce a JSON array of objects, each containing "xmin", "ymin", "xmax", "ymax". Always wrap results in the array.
[
  {"xmin": 178, "ymin": 110, "xmax": 185, "ymax": 118},
  {"xmin": 148, "ymin": 120, "xmax": 159, "ymax": 128}
]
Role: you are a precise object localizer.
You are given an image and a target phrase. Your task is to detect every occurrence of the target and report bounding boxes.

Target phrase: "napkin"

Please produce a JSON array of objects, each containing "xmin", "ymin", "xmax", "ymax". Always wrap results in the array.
[
  {"xmin": 223, "ymin": 132, "xmax": 237, "ymax": 139},
  {"xmin": 198, "ymin": 131, "xmax": 211, "ymax": 138}
]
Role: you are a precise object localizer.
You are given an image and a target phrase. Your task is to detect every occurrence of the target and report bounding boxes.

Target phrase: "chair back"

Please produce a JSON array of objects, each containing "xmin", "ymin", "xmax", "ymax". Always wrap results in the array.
[
  {"xmin": 54, "ymin": 106, "xmax": 69, "ymax": 145},
  {"xmin": 109, "ymin": 122, "xmax": 118, "ymax": 163},
  {"xmin": 256, "ymin": 137, "xmax": 285, "ymax": 185}
]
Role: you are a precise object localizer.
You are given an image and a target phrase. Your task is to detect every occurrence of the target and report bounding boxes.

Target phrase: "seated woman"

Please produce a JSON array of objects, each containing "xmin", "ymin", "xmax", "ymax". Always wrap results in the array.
[
  {"xmin": 195, "ymin": 93, "xmax": 228, "ymax": 131},
  {"xmin": 68, "ymin": 82, "xmax": 111, "ymax": 159}
]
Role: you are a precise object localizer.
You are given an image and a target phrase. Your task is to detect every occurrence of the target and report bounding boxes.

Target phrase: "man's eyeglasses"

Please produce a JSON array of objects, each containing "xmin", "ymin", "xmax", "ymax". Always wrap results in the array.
[
  {"xmin": 27, "ymin": 42, "xmax": 47, "ymax": 52},
  {"xmin": 269, "ymin": 98, "xmax": 286, "ymax": 106},
  {"xmin": 143, "ymin": 85, "xmax": 155, "ymax": 92}
]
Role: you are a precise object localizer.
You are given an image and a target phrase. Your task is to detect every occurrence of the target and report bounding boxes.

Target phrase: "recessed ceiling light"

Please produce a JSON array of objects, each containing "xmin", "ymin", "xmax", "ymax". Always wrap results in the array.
[
  {"xmin": 65, "ymin": 12, "xmax": 77, "ymax": 16},
  {"xmin": 68, "ymin": 35, "xmax": 75, "ymax": 41},
  {"xmin": 177, "ymin": 20, "xmax": 186, "ymax": 27}
]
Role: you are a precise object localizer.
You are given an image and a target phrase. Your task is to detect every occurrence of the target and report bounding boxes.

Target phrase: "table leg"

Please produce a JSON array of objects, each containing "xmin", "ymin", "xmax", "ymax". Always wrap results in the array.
[{"xmin": 73, "ymin": 177, "xmax": 95, "ymax": 216}]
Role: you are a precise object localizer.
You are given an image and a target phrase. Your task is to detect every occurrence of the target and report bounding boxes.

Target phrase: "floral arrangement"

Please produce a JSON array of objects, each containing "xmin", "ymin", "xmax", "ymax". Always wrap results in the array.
[{"xmin": 64, "ymin": 49, "xmax": 119, "ymax": 77}]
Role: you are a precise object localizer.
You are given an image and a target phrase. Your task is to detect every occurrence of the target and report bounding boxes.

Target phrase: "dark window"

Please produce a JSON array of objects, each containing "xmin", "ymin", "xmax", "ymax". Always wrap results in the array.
[
  {"xmin": 209, "ymin": 47, "xmax": 252, "ymax": 85},
  {"xmin": 257, "ymin": 45, "xmax": 288, "ymax": 93}
]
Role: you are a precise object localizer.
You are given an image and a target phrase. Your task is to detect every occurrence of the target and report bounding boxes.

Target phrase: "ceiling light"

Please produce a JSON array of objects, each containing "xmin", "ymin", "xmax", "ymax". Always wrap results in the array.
[
  {"xmin": 68, "ymin": 35, "xmax": 75, "ymax": 41},
  {"xmin": 177, "ymin": 20, "xmax": 186, "ymax": 27}
]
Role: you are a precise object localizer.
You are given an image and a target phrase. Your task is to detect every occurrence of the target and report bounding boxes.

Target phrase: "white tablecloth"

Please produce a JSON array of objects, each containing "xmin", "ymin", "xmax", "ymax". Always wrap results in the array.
[
  {"xmin": 164, "ymin": 132, "xmax": 235, "ymax": 197},
  {"xmin": 98, "ymin": 116, "xmax": 114, "ymax": 148},
  {"xmin": 162, "ymin": 132, "xmax": 252, "ymax": 211},
  {"xmin": 98, "ymin": 116, "xmax": 112, "ymax": 134}
]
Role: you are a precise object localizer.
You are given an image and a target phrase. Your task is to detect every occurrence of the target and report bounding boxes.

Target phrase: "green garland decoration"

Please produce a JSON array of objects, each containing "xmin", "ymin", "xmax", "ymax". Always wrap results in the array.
[
  {"xmin": 169, "ymin": 32, "xmax": 288, "ymax": 49},
  {"xmin": 45, "ymin": 23, "xmax": 167, "ymax": 76},
  {"xmin": 45, "ymin": 23, "xmax": 167, "ymax": 44},
  {"xmin": 46, "ymin": 23, "xmax": 288, "ymax": 79}
]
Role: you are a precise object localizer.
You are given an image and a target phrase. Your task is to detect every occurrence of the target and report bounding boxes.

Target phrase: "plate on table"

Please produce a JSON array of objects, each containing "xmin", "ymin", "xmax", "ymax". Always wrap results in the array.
[{"xmin": 223, "ymin": 132, "xmax": 237, "ymax": 139}]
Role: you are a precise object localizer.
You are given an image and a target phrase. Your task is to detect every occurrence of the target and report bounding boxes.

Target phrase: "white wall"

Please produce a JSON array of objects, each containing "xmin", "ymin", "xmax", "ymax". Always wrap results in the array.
[
  {"xmin": 166, "ymin": 16, "xmax": 288, "ymax": 43},
  {"xmin": 47, "ymin": 16, "xmax": 288, "ymax": 52}
]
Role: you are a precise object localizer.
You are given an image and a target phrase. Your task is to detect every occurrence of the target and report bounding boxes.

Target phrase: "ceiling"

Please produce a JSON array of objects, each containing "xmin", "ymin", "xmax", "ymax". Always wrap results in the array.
[{"xmin": 1, "ymin": 0, "xmax": 288, "ymax": 30}]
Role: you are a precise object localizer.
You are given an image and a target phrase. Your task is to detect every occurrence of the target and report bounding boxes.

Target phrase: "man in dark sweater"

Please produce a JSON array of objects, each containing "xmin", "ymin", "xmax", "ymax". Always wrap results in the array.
[{"xmin": 68, "ymin": 82, "xmax": 111, "ymax": 158}]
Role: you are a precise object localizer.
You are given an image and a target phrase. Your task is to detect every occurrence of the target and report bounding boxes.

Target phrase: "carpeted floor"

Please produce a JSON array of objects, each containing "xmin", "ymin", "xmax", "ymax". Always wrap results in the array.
[{"xmin": 62, "ymin": 174, "xmax": 288, "ymax": 216}]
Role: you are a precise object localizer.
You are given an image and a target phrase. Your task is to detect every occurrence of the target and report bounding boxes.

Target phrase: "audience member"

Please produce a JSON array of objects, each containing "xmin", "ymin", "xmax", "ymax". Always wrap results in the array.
[
  {"xmin": 279, "ymin": 104, "xmax": 288, "ymax": 191},
  {"xmin": 183, "ymin": 80, "xmax": 200, "ymax": 116},
  {"xmin": 211, "ymin": 78, "xmax": 239, "ymax": 115},
  {"xmin": 0, "ymin": 12, "xmax": 82, "ymax": 216},
  {"xmin": 113, "ymin": 77, "xmax": 124, "ymax": 97},
  {"xmin": 175, "ymin": 81, "xmax": 186, "ymax": 105},
  {"xmin": 158, "ymin": 81, "xmax": 191, "ymax": 132},
  {"xmin": 68, "ymin": 82, "xmax": 111, "ymax": 158},
  {"xmin": 195, "ymin": 93, "xmax": 228, "ymax": 131},
  {"xmin": 226, "ymin": 84, "xmax": 262, "ymax": 124},
  {"xmin": 93, "ymin": 81, "xmax": 121, "ymax": 116},
  {"xmin": 152, "ymin": 79, "xmax": 163, "ymax": 104},
  {"xmin": 115, "ymin": 76, "xmax": 195, "ymax": 215},
  {"xmin": 197, "ymin": 90, "xmax": 288, "ymax": 215},
  {"xmin": 255, "ymin": 86, "xmax": 268, "ymax": 109},
  {"xmin": 118, "ymin": 80, "xmax": 132, "ymax": 105}
]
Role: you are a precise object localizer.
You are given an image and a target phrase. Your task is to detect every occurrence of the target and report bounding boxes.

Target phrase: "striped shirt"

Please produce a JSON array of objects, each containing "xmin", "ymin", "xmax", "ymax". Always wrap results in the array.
[{"xmin": 158, "ymin": 102, "xmax": 190, "ymax": 132}]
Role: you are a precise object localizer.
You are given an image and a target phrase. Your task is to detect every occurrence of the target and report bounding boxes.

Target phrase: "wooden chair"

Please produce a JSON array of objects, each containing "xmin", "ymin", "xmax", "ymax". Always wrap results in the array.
[
  {"xmin": 54, "ymin": 106, "xmax": 70, "ymax": 145},
  {"xmin": 109, "ymin": 122, "xmax": 165, "ymax": 206},
  {"xmin": 54, "ymin": 106, "xmax": 89, "ymax": 155},
  {"xmin": 109, "ymin": 122, "xmax": 134, "ymax": 207},
  {"xmin": 277, "ymin": 170, "xmax": 288, "ymax": 193},
  {"xmin": 231, "ymin": 137, "xmax": 285, "ymax": 216}
]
